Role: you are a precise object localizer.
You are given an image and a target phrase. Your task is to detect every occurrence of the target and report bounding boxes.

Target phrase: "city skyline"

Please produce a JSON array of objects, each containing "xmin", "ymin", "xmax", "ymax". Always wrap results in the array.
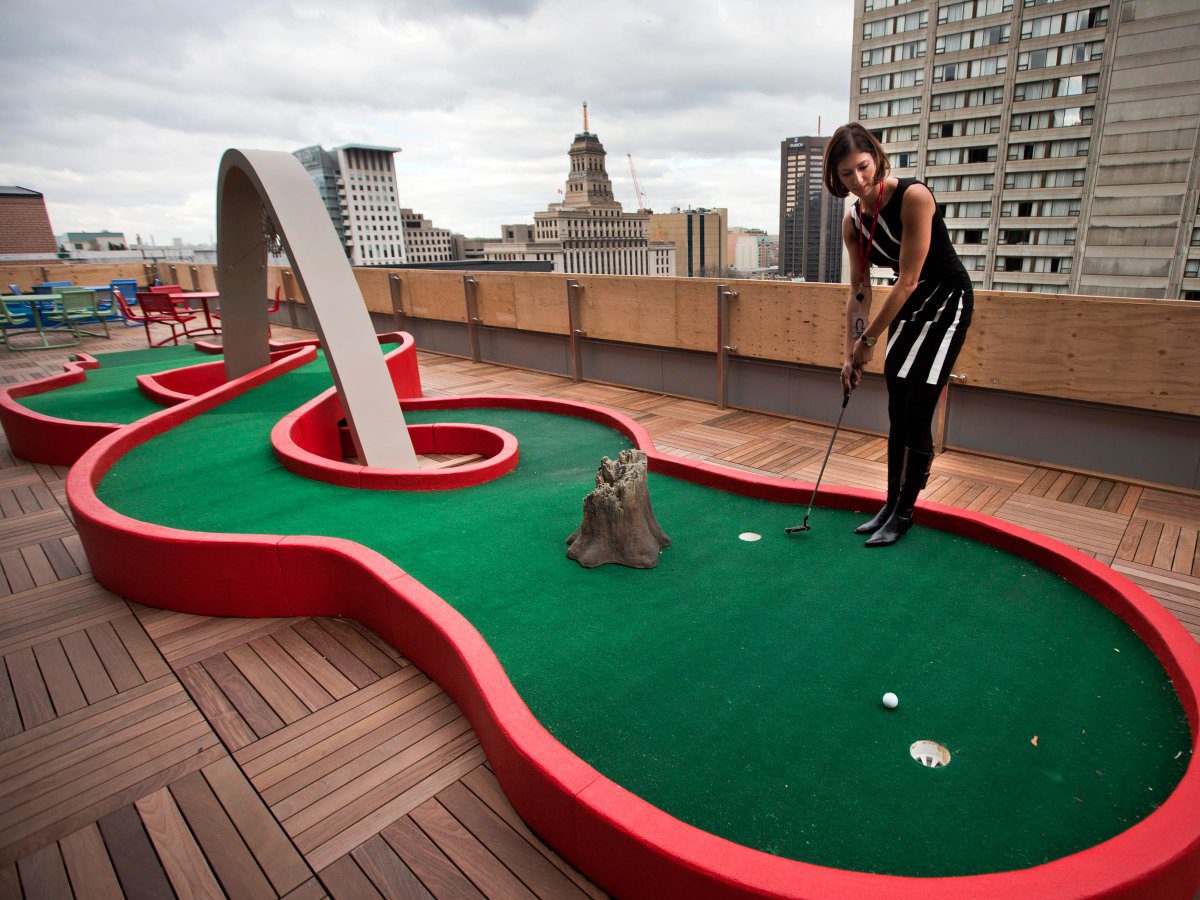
[{"xmin": 0, "ymin": 0, "xmax": 852, "ymax": 246}]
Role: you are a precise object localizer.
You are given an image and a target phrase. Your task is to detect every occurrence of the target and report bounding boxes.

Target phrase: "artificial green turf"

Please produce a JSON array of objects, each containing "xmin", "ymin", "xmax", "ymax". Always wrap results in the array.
[
  {"xmin": 19, "ymin": 345, "xmax": 208, "ymax": 424},
  {"xmin": 94, "ymin": 349, "xmax": 1191, "ymax": 877}
]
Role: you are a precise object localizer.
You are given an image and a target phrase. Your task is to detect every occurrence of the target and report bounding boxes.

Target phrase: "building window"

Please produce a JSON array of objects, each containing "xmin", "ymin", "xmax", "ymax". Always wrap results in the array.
[
  {"xmin": 1022, "ymin": 5, "xmax": 1109, "ymax": 38},
  {"xmin": 933, "ymin": 54, "xmax": 1006, "ymax": 82},
  {"xmin": 1010, "ymin": 106, "xmax": 1095, "ymax": 130},
  {"xmin": 1017, "ymin": 40, "xmax": 1104, "ymax": 70},
  {"xmin": 935, "ymin": 23, "xmax": 1009, "ymax": 52}
]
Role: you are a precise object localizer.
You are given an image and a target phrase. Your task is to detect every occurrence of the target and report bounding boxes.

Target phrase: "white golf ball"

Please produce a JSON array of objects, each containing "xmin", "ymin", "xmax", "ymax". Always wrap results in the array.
[{"xmin": 882, "ymin": 692, "xmax": 899, "ymax": 709}]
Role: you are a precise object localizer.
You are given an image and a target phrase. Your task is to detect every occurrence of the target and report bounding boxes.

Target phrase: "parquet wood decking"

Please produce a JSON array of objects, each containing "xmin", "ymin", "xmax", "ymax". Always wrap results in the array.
[{"xmin": 0, "ymin": 325, "xmax": 1196, "ymax": 897}]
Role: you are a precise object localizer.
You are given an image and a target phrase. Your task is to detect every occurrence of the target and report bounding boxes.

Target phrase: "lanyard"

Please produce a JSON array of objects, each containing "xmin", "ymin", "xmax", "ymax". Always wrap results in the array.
[{"xmin": 855, "ymin": 191, "xmax": 880, "ymax": 305}]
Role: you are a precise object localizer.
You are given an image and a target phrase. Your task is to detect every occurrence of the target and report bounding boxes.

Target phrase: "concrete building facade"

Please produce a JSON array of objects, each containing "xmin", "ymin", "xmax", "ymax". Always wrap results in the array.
[
  {"xmin": 851, "ymin": 0, "xmax": 1200, "ymax": 299},
  {"xmin": 399, "ymin": 209, "xmax": 453, "ymax": 264},
  {"xmin": 729, "ymin": 226, "xmax": 773, "ymax": 272},
  {"xmin": 778, "ymin": 136, "xmax": 844, "ymax": 283},
  {"xmin": 648, "ymin": 207, "xmax": 728, "ymax": 277},
  {"xmin": 484, "ymin": 119, "xmax": 676, "ymax": 276}
]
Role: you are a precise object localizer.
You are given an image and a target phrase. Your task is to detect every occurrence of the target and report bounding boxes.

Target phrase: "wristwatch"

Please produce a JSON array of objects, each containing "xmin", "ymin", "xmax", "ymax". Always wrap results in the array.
[{"xmin": 861, "ymin": 334, "xmax": 878, "ymax": 347}]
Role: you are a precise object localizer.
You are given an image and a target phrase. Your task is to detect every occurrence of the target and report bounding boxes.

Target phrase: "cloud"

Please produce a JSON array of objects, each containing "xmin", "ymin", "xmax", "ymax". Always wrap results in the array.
[{"xmin": 0, "ymin": 0, "xmax": 851, "ymax": 241}]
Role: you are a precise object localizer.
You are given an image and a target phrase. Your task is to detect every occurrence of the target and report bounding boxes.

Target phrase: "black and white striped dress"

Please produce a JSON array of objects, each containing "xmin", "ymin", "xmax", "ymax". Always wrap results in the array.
[{"xmin": 852, "ymin": 178, "xmax": 973, "ymax": 387}]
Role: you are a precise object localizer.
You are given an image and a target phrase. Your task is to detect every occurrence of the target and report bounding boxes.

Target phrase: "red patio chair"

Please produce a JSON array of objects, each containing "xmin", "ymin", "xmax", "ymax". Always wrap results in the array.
[{"xmin": 121, "ymin": 290, "xmax": 199, "ymax": 346}]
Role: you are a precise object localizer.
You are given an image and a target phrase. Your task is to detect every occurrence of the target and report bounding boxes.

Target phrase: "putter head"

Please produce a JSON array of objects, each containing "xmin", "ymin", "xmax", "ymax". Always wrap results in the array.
[{"xmin": 784, "ymin": 520, "xmax": 812, "ymax": 534}]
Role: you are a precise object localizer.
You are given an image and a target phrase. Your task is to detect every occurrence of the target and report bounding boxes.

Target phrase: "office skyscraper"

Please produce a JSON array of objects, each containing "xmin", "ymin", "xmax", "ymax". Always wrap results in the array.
[
  {"xmin": 851, "ymin": 0, "xmax": 1200, "ymax": 299},
  {"xmin": 293, "ymin": 144, "xmax": 456, "ymax": 268},
  {"xmin": 778, "ymin": 136, "xmax": 844, "ymax": 283}
]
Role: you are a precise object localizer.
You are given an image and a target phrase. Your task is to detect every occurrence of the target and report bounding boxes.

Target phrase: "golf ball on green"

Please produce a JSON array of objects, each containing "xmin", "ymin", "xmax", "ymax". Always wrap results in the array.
[{"xmin": 882, "ymin": 692, "xmax": 898, "ymax": 709}]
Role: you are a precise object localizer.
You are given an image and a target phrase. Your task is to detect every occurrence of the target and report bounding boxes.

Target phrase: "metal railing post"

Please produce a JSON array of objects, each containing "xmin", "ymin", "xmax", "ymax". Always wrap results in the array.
[
  {"xmin": 189, "ymin": 265, "xmax": 200, "ymax": 290},
  {"xmin": 716, "ymin": 284, "xmax": 739, "ymax": 409},
  {"xmin": 390, "ymin": 273, "xmax": 405, "ymax": 329},
  {"xmin": 567, "ymin": 279, "xmax": 584, "ymax": 381},
  {"xmin": 934, "ymin": 373, "xmax": 967, "ymax": 453},
  {"xmin": 282, "ymin": 269, "xmax": 299, "ymax": 327},
  {"xmin": 464, "ymin": 275, "xmax": 481, "ymax": 362}
]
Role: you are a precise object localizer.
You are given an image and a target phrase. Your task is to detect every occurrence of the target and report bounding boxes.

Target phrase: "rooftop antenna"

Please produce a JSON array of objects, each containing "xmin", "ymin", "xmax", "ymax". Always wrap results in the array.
[
  {"xmin": 583, "ymin": 101, "xmax": 589, "ymax": 133},
  {"xmin": 818, "ymin": 115, "xmax": 822, "ymax": 136}
]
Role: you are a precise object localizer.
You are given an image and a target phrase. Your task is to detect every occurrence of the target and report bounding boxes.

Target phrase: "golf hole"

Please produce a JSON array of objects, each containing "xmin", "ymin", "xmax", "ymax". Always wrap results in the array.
[
  {"xmin": 910, "ymin": 740, "xmax": 951, "ymax": 768},
  {"xmin": 739, "ymin": 532, "xmax": 762, "ymax": 542}
]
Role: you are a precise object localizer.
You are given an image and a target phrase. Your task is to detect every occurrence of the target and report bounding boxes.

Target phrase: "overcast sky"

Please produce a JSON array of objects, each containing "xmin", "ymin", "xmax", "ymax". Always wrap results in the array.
[{"xmin": 0, "ymin": 0, "xmax": 852, "ymax": 244}]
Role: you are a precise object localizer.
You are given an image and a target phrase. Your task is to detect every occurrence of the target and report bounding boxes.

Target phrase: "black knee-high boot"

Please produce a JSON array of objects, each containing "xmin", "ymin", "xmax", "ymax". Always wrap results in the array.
[
  {"xmin": 854, "ymin": 438, "xmax": 905, "ymax": 535},
  {"xmin": 865, "ymin": 448, "xmax": 933, "ymax": 547}
]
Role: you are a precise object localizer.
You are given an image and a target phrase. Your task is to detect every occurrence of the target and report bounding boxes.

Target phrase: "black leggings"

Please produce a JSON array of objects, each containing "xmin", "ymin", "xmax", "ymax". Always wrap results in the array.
[{"xmin": 886, "ymin": 374, "xmax": 945, "ymax": 455}]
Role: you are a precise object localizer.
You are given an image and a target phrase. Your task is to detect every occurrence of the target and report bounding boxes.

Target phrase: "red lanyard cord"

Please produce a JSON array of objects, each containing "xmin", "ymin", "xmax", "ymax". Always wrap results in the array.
[{"xmin": 856, "ymin": 191, "xmax": 880, "ymax": 300}]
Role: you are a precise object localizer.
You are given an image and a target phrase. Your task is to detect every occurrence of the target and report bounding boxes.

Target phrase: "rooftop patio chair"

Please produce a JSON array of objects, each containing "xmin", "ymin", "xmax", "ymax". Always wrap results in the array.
[
  {"xmin": 0, "ymin": 300, "xmax": 37, "ymax": 350},
  {"xmin": 116, "ymin": 289, "xmax": 189, "ymax": 347},
  {"xmin": 135, "ymin": 292, "xmax": 198, "ymax": 346},
  {"xmin": 91, "ymin": 286, "xmax": 124, "ymax": 327},
  {"xmin": 6, "ymin": 285, "xmax": 34, "ymax": 317},
  {"xmin": 42, "ymin": 288, "xmax": 111, "ymax": 340}
]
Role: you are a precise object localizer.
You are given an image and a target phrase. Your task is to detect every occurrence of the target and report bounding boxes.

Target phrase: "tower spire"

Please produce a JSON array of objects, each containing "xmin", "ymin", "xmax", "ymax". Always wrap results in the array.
[{"xmin": 582, "ymin": 101, "xmax": 589, "ymax": 134}]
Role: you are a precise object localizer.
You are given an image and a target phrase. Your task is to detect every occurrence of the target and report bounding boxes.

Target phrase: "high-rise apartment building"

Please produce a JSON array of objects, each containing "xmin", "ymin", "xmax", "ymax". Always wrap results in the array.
[
  {"xmin": 293, "ymin": 144, "xmax": 452, "ymax": 268},
  {"xmin": 778, "ymin": 136, "xmax": 844, "ymax": 283},
  {"xmin": 648, "ymin": 208, "xmax": 728, "ymax": 277},
  {"xmin": 852, "ymin": 0, "xmax": 1200, "ymax": 299},
  {"xmin": 484, "ymin": 111, "xmax": 676, "ymax": 276}
]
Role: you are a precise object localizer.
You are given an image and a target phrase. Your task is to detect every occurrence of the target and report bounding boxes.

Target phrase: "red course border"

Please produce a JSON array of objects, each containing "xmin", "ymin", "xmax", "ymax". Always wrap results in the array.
[
  {"xmin": 0, "ymin": 352, "xmax": 122, "ymax": 466},
  {"xmin": 65, "ymin": 347, "xmax": 1200, "ymax": 899}
]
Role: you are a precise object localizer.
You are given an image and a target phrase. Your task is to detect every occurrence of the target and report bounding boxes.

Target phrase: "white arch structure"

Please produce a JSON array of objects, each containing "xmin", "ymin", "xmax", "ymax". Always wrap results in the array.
[{"xmin": 216, "ymin": 149, "xmax": 418, "ymax": 468}]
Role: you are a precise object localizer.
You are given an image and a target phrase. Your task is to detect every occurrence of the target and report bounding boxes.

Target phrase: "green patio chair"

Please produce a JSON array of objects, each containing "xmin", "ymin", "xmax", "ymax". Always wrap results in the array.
[
  {"xmin": 0, "ymin": 300, "xmax": 37, "ymax": 350},
  {"xmin": 43, "ymin": 288, "xmax": 111, "ymax": 340}
]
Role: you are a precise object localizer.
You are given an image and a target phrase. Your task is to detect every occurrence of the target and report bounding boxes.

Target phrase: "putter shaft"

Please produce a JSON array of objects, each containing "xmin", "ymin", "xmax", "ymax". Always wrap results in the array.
[{"xmin": 785, "ymin": 387, "xmax": 852, "ymax": 534}]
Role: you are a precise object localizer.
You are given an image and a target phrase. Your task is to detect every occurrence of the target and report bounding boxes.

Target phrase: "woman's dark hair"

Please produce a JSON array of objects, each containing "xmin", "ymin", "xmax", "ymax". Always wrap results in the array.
[{"xmin": 823, "ymin": 122, "xmax": 891, "ymax": 198}]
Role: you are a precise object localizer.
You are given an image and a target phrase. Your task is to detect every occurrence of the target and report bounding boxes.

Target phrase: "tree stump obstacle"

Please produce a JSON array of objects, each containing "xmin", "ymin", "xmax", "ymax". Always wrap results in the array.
[{"xmin": 566, "ymin": 449, "xmax": 671, "ymax": 569}]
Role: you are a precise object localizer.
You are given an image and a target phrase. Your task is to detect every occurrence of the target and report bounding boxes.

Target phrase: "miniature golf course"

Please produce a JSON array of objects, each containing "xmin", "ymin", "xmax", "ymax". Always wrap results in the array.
[{"xmin": 17, "ymin": 343, "xmax": 1199, "ymax": 894}]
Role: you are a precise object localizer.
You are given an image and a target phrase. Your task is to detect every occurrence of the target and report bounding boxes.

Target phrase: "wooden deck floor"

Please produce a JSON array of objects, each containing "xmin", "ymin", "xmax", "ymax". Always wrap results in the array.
[{"xmin": 1, "ymin": 323, "xmax": 1197, "ymax": 897}]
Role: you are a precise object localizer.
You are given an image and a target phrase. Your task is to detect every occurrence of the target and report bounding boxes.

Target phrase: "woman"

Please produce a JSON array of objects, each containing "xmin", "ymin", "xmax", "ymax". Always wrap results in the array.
[{"xmin": 823, "ymin": 122, "xmax": 973, "ymax": 547}]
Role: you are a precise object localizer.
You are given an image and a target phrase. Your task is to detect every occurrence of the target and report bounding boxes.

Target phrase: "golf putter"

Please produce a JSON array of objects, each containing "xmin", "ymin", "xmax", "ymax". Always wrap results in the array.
[{"xmin": 785, "ymin": 383, "xmax": 854, "ymax": 534}]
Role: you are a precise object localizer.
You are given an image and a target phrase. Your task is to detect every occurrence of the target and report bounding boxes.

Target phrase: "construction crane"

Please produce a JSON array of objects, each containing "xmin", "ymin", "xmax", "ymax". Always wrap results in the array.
[{"xmin": 627, "ymin": 153, "xmax": 647, "ymax": 212}]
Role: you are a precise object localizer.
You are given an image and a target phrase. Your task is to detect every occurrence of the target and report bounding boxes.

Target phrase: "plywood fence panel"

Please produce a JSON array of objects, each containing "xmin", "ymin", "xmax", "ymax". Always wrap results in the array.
[
  {"xmin": 959, "ymin": 291, "xmax": 1199, "ymax": 416},
  {"xmin": 509, "ymin": 273, "xmax": 570, "ymax": 334},
  {"xmin": 353, "ymin": 268, "xmax": 393, "ymax": 316},
  {"xmin": 671, "ymin": 278, "xmax": 723, "ymax": 352},
  {"xmin": 399, "ymin": 270, "xmax": 467, "ymax": 322},
  {"xmin": 472, "ymin": 273, "xmax": 518, "ymax": 329},
  {"xmin": 726, "ymin": 281, "xmax": 858, "ymax": 371},
  {"xmin": 0, "ymin": 265, "xmax": 47, "ymax": 290},
  {"xmin": 572, "ymin": 275, "xmax": 715, "ymax": 351}
]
